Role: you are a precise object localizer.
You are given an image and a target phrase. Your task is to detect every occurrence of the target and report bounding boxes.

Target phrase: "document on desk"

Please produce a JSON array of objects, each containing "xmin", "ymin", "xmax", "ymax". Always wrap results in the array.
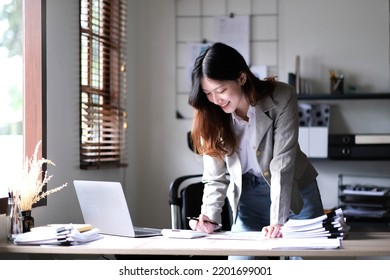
[
  {"xmin": 161, "ymin": 229, "xmax": 208, "ymax": 239},
  {"xmin": 269, "ymin": 238, "xmax": 341, "ymax": 249},
  {"xmin": 205, "ymin": 231, "xmax": 341, "ymax": 249},
  {"xmin": 206, "ymin": 231, "xmax": 265, "ymax": 240}
]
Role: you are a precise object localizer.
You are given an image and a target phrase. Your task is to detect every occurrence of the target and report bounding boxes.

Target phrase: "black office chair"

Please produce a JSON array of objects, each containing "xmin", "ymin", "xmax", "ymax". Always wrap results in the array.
[
  {"xmin": 170, "ymin": 132, "xmax": 232, "ymax": 230},
  {"xmin": 169, "ymin": 174, "xmax": 232, "ymax": 231}
]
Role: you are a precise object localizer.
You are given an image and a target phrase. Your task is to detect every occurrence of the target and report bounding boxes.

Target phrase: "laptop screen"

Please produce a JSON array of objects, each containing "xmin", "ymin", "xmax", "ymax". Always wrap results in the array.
[{"xmin": 74, "ymin": 180, "xmax": 136, "ymax": 237}]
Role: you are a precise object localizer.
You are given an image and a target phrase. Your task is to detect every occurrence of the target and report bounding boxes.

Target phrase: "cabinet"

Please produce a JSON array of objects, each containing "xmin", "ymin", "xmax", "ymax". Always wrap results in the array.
[{"xmin": 297, "ymin": 93, "xmax": 390, "ymax": 160}]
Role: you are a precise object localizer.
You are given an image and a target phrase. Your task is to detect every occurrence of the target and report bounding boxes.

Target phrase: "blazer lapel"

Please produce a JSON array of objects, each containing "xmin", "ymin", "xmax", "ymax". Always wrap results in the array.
[{"xmin": 255, "ymin": 95, "xmax": 276, "ymax": 146}]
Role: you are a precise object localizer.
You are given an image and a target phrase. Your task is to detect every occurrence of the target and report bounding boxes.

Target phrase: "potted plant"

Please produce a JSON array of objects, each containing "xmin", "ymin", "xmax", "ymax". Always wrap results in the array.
[{"xmin": 8, "ymin": 140, "xmax": 67, "ymax": 233}]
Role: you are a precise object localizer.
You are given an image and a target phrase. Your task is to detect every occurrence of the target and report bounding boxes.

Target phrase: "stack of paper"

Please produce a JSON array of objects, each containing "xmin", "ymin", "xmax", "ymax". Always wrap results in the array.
[
  {"xmin": 281, "ymin": 208, "xmax": 350, "ymax": 239},
  {"xmin": 204, "ymin": 231, "xmax": 341, "ymax": 249},
  {"xmin": 13, "ymin": 224, "xmax": 103, "ymax": 245}
]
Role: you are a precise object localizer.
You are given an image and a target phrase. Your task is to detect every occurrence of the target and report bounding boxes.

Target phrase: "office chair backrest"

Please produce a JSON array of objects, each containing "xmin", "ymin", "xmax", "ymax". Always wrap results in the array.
[
  {"xmin": 181, "ymin": 182, "xmax": 204, "ymax": 228},
  {"xmin": 169, "ymin": 174, "xmax": 232, "ymax": 231}
]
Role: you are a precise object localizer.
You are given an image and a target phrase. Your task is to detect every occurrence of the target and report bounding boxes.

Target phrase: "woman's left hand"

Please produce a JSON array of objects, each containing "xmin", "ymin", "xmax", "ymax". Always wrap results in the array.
[{"xmin": 262, "ymin": 224, "xmax": 283, "ymax": 238}]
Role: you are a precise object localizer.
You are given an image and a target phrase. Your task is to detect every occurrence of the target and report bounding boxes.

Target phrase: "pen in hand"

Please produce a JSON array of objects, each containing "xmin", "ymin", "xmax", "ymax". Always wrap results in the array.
[{"xmin": 186, "ymin": 217, "xmax": 221, "ymax": 227}]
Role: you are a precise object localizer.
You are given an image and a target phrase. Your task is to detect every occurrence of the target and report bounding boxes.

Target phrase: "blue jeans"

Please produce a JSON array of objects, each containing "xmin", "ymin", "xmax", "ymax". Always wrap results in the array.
[{"xmin": 229, "ymin": 172, "xmax": 324, "ymax": 260}]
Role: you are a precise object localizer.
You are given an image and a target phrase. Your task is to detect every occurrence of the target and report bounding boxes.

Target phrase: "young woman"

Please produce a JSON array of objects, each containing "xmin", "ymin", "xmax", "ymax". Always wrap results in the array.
[{"xmin": 188, "ymin": 42, "xmax": 324, "ymax": 243}]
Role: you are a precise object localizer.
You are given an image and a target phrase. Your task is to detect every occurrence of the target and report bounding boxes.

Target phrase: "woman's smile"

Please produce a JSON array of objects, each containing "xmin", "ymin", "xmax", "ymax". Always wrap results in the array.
[{"xmin": 219, "ymin": 101, "xmax": 230, "ymax": 108}]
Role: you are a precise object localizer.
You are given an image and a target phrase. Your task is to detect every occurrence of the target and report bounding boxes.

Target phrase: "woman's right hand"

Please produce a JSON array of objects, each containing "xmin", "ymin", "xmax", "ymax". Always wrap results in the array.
[{"xmin": 188, "ymin": 214, "xmax": 218, "ymax": 234}]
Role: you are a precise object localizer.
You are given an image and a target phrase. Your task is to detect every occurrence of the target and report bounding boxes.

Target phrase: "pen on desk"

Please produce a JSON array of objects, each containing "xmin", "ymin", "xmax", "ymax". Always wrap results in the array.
[{"xmin": 186, "ymin": 217, "xmax": 221, "ymax": 227}]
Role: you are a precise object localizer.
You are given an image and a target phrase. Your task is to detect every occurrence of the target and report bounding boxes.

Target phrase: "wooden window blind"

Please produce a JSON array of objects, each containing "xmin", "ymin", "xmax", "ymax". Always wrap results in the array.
[{"xmin": 80, "ymin": 0, "xmax": 127, "ymax": 169}]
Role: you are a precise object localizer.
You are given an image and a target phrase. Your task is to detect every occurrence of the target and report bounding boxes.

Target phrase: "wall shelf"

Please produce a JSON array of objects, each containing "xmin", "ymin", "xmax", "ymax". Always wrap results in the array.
[
  {"xmin": 298, "ymin": 93, "xmax": 390, "ymax": 100},
  {"xmin": 297, "ymin": 93, "xmax": 390, "ymax": 161}
]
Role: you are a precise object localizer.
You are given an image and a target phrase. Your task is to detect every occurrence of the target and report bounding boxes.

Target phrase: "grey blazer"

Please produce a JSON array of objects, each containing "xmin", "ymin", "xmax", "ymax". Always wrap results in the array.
[{"xmin": 201, "ymin": 82, "xmax": 318, "ymax": 226}]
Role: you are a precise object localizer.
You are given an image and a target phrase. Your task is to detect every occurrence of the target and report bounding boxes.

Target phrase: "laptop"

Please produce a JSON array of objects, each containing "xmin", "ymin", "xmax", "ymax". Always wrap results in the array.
[{"xmin": 73, "ymin": 180, "xmax": 162, "ymax": 238}]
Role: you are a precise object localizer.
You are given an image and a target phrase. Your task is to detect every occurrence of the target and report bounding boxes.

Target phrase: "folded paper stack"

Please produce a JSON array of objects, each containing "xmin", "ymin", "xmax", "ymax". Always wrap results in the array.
[
  {"xmin": 13, "ymin": 223, "xmax": 103, "ymax": 245},
  {"xmin": 281, "ymin": 208, "xmax": 350, "ymax": 239}
]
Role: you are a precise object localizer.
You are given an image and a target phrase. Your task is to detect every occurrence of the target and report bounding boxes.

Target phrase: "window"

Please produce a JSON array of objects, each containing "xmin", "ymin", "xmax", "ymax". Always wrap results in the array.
[
  {"xmin": 0, "ymin": 0, "xmax": 45, "ymax": 208},
  {"xmin": 0, "ymin": 0, "xmax": 23, "ymax": 198},
  {"xmin": 80, "ymin": 0, "xmax": 128, "ymax": 169}
]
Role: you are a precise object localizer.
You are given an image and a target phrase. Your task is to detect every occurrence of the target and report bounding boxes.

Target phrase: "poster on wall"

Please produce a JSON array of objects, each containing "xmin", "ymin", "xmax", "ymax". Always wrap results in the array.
[{"xmin": 214, "ymin": 15, "xmax": 250, "ymax": 64}]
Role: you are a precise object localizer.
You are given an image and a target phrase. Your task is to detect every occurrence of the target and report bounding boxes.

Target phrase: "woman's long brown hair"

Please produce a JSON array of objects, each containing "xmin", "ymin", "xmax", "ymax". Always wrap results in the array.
[{"xmin": 188, "ymin": 42, "xmax": 276, "ymax": 159}]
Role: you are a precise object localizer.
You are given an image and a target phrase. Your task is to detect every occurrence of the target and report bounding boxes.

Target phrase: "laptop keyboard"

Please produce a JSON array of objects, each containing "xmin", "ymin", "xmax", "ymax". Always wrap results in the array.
[
  {"xmin": 136, "ymin": 230, "xmax": 153, "ymax": 235},
  {"xmin": 134, "ymin": 228, "xmax": 162, "ymax": 236}
]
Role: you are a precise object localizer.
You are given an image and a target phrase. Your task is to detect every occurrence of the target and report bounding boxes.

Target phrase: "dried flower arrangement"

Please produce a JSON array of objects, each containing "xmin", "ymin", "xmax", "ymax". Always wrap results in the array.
[{"xmin": 9, "ymin": 140, "xmax": 68, "ymax": 211}]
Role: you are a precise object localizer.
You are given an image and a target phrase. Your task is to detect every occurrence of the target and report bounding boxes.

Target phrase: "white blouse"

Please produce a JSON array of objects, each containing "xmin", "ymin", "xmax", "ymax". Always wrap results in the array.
[{"xmin": 231, "ymin": 105, "xmax": 262, "ymax": 177}]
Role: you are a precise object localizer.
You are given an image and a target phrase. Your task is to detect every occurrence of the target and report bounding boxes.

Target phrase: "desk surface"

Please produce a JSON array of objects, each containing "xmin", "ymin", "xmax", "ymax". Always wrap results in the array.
[{"xmin": 1, "ymin": 231, "xmax": 390, "ymax": 258}]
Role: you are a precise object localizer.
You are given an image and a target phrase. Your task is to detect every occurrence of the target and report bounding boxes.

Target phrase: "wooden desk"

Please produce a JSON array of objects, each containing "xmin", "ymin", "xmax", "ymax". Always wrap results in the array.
[{"xmin": 1, "ymin": 231, "xmax": 390, "ymax": 259}]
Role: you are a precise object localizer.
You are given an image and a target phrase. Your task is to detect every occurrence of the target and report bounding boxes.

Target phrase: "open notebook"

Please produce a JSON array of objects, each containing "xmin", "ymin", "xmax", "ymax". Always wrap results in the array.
[{"xmin": 73, "ymin": 180, "xmax": 161, "ymax": 238}]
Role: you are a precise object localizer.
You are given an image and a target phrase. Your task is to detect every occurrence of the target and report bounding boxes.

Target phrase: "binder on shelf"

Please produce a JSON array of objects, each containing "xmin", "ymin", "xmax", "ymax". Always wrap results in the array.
[
  {"xmin": 329, "ymin": 134, "xmax": 354, "ymax": 145},
  {"xmin": 328, "ymin": 144, "xmax": 390, "ymax": 159},
  {"xmin": 329, "ymin": 134, "xmax": 390, "ymax": 145},
  {"xmin": 355, "ymin": 134, "xmax": 390, "ymax": 144}
]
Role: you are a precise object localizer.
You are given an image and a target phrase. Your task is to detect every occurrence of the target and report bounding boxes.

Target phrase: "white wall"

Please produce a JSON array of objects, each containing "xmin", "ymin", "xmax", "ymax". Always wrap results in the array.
[
  {"xmin": 33, "ymin": 0, "xmax": 127, "ymax": 226},
  {"xmin": 34, "ymin": 0, "xmax": 390, "ymax": 230},
  {"xmin": 279, "ymin": 0, "xmax": 390, "ymax": 93},
  {"xmin": 128, "ymin": 0, "xmax": 203, "ymax": 227}
]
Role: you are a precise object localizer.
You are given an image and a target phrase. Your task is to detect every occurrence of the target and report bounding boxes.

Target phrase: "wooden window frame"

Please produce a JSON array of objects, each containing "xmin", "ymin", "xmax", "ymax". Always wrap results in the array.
[
  {"xmin": 23, "ymin": 0, "xmax": 46, "ymax": 160},
  {"xmin": 79, "ymin": 0, "xmax": 128, "ymax": 169},
  {"xmin": 23, "ymin": 0, "xmax": 47, "ymax": 207}
]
